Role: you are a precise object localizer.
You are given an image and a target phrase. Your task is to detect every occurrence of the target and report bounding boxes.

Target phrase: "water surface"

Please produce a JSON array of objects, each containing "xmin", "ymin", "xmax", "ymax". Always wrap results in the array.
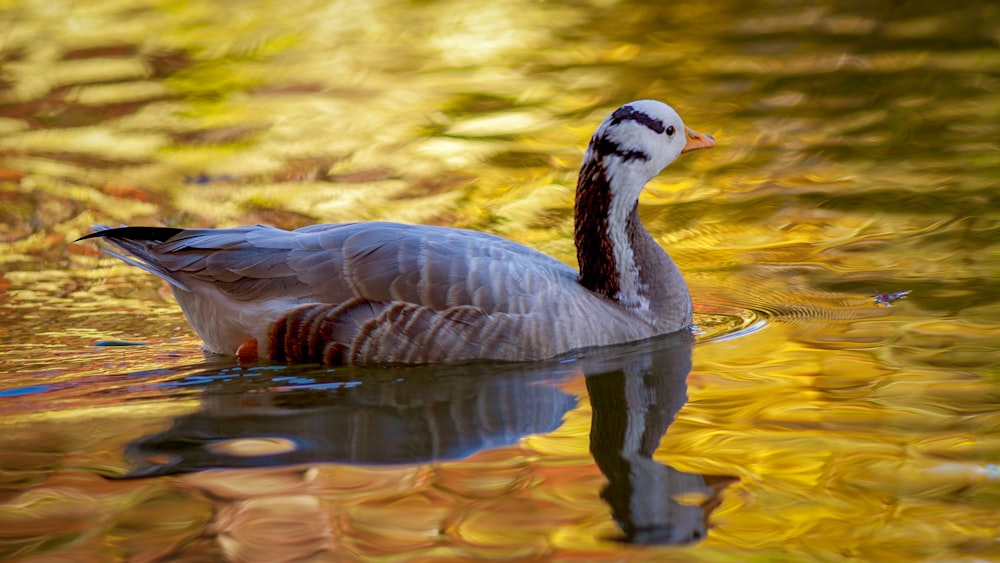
[{"xmin": 1, "ymin": 0, "xmax": 999, "ymax": 560}]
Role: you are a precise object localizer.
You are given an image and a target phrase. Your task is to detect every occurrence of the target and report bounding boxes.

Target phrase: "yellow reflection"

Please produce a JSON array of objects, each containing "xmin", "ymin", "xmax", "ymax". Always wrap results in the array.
[
  {"xmin": 206, "ymin": 438, "xmax": 297, "ymax": 457},
  {"xmin": 0, "ymin": 0, "xmax": 998, "ymax": 560}
]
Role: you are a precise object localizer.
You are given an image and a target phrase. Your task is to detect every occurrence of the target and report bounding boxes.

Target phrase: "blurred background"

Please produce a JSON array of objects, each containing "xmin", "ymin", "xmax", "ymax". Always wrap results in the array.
[{"xmin": 1, "ymin": 0, "xmax": 998, "ymax": 560}]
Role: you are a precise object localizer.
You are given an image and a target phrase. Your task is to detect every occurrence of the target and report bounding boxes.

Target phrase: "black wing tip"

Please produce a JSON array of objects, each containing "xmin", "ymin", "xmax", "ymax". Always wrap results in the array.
[{"xmin": 76, "ymin": 226, "xmax": 185, "ymax": 243}]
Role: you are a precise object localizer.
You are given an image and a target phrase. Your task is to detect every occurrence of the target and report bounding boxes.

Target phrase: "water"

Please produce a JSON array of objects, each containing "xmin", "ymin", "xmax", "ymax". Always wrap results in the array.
[{"xmin": 1, "ymin": 0, "xmax": 999, "ymax": 560}]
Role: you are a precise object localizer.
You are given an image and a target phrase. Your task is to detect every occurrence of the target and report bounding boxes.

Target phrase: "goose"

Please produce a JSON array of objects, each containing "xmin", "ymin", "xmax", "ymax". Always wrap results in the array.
[{"xmin": 80, "ymin": 100, "xmax": 715, "ymax": 364}]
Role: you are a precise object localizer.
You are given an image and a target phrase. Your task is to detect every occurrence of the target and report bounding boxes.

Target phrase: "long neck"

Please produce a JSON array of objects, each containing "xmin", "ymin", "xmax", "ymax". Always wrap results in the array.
[
  {"xmin": 575, "ymin": 156, "xmax": 651, "ymax": 309},
  {"xmin": 574, "ymin": 154, "xmax": 691, "ymax": 320}
]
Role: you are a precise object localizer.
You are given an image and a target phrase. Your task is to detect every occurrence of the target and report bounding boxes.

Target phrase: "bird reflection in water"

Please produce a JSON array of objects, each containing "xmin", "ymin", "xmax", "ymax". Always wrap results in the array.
[
  {"xmin": 587, "ymin": 332, "xmax": 735, "ymax": 544},
  {"xmin": 119, "ymin": 331, "xmax": 734, "ymax": 548}
]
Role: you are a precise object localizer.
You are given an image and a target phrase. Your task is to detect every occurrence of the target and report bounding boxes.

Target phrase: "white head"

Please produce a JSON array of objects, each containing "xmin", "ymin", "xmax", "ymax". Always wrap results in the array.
[
  {"xmin": 585, "ymin": 100, "xmax": 715, "ymax": 195},
  {"xmin": 575, "ymin": 100, "xmax": 714, "ymax": 310}
]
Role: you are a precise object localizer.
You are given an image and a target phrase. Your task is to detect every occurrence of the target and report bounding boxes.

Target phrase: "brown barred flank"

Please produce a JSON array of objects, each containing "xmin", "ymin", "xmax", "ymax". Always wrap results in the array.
[
  {"xmin": 269, "ymin": 302, "xmax": 346, "ymax": 364},
  {"xmin": 269, "ymin": 299, "xmax": 500, "ymax": 365}
]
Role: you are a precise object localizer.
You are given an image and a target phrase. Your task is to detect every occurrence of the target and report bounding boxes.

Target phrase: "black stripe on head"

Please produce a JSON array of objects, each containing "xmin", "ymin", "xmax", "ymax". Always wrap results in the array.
[
  {"xmin": 609, "ymin": 105, "xmax": 666, "ymax": 135},
  {"xmin": 592, "ymin": 135, "xmax": 650, "ymax": 163}
]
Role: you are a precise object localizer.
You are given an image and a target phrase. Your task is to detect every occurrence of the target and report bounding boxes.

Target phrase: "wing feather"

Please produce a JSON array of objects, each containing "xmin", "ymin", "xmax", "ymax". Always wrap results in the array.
[{"xmin": 92, "ymin": 222, "xmax": 580, "ymax": 314}]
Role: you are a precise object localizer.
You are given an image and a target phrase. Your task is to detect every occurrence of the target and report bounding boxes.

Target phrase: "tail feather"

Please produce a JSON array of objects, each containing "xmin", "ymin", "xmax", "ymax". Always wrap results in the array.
[
  {"xmin": 76, "ymin": 225, "xmax": 185, "ymax": 243},
  {"xmin": 78, "ymin": 225, "xmax": 193, "ymax": 292}
]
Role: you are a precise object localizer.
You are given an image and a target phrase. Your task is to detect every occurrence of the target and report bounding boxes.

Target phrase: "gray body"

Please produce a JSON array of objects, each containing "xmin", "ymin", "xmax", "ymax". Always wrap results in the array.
[
  {"xmin": 96, "ymin": 221, "xmax": 689, "ymax": 363},
  {"xmin": 84, "ymin": 100, "xmax": 711, "ymax": 364}
]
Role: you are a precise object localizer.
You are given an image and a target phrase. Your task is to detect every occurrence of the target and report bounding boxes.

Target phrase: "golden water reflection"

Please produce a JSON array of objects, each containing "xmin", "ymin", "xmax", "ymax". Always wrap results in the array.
[
  {"xmin": 100, "ymin": 333, "xmax": 731, "ymax": 558},
  {"xmin": 2, "ymin": 335, "xmax": 740, "ymax": 559},
  {"xmin": 2, "ymin": 0, "xmax": 999, "ymax": 560}
]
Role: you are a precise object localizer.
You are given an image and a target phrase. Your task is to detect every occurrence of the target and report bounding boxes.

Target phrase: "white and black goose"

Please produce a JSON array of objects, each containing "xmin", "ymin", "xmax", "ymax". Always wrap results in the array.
[{"xmin": 80, "ymin": 100, "xmax": 715, "ymax": 364}]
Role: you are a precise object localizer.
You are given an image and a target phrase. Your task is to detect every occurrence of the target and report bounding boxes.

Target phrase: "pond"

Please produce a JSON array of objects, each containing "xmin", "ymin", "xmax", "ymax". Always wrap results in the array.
[{"xmin": 1, "ymin": 0, "xmax": 999, "ymax": 560}]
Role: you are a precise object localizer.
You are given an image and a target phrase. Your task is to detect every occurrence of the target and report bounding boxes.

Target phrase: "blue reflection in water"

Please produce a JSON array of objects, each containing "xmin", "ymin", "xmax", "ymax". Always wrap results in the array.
[{"xmin": 0, "ymin": 384, "xmax": 55, "ymax": 397}]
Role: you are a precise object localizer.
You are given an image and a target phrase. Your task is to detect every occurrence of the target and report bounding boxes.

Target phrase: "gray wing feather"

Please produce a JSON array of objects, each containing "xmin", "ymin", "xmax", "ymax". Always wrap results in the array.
[{"xmin": 108, "ymin": 222, "xmax": 578, "ymax": 313}]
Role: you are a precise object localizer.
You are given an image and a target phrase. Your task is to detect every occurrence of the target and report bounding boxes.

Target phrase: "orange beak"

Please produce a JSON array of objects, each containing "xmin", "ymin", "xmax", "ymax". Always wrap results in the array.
[{"xmin": 681, "ymin": 126, "xmax": 716, "ymax": 153}]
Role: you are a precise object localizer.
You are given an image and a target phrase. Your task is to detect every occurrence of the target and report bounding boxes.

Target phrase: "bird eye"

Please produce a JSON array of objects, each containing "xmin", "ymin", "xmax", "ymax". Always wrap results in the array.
[{"xmin": 665, "ymin": 126, "xmax": 675, "ymax": 136}]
